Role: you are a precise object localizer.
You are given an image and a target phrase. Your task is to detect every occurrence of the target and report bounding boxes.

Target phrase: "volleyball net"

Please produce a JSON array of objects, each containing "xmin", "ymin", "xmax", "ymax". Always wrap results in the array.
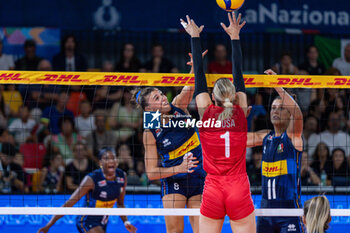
[{"xmin": 0, "ymin": 71, "xmax": 350, "ymax": 231}]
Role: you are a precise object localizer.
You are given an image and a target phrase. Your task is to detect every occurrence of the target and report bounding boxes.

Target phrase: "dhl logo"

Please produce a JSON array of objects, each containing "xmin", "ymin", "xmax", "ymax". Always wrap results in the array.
[
  {"xmin": 0, "ymin": 73, "xmax": 25, "ymax": 81},
  {"xmin": 154, "ymin": 76, "xmax": 195, "ymax": 85},
  {"xmin": 39, "ymin": 74, "xmax": 83, "ymax": 82},
  {"xmin": 331, "ymin": 78, "xmax": 350, "ymax": 85},
  {"xmin": 168, "ymin": 133, "xmax": 200, "ymax": 160},
  {"xmin": 262, "ymin": 160, "xmax": 288, "ymax": 177},
  {"xmin": 273, "ymin": 78, "xmax": 316, "ymax": 86},
  {"xmin": 97, "ymin": 75, "xmax": 146, "ymax": 84},
  {"xmin": 95, "ymin": 199, "xmax": 117, "ymax": 208}
]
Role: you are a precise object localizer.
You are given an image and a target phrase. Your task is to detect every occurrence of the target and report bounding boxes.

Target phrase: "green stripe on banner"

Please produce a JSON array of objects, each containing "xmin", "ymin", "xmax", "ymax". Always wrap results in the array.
[{"xmin": 315, "ymin": 36, "xmax": 341, "ymax": 69}]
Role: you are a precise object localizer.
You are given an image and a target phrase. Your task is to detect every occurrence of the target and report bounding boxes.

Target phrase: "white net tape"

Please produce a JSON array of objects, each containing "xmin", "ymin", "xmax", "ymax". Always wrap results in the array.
[{"xmin": 0, "ymin": 207, "xmax": 349, "ymax": 216}]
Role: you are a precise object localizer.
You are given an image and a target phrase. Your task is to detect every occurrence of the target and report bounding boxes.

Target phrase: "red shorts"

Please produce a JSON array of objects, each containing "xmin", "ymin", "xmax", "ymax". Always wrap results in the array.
[{"xmin": 200, "ymin": 173, "xmax": 254, "ymax": 220}]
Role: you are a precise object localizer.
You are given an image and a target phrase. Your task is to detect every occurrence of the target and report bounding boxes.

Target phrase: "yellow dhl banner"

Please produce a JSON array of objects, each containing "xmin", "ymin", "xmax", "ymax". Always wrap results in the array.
[
  {"xmin": 168, "ymin": 133, "xmax": 200, "ymax": 160},
  {"xmin": 262, "ymin": 160, "xmax": 288, "ymax": 178},
  {"xmin": 0, "ymin": 71, "xmax": 350, "ymax": 88}
]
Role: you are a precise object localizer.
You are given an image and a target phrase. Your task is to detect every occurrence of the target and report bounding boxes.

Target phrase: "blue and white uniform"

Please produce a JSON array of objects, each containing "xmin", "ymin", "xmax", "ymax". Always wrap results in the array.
[
  {"xmin": 257, "ymin": 131, "xmax": 304, "ymax": 233},
  {"xmin": 149, "ymin": 104, "xmax": 206, "ymax": 198},
  {"xmin": 76, "ymin": 168, "xmax": 125, "ymax": 233}
]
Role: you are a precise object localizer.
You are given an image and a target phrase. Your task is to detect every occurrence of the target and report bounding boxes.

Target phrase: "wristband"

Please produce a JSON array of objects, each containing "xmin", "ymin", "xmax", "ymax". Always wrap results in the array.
[{"xmin": 124, "ymin": 221, "xmax": 131, "ymax": 226}]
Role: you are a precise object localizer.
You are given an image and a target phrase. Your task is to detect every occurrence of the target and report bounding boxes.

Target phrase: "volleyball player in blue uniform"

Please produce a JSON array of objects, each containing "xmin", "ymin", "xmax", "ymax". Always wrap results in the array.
[
  {"xmin": 131, "ymin": 53, "xmax": 206, "ymax": 233},
  {"xmin": 37, "ymin": 148, "xmax": 137, "ymax": 233},
  {"xmin": 248, "ymin": 69, "xmax": 304, "ymax": 233}
]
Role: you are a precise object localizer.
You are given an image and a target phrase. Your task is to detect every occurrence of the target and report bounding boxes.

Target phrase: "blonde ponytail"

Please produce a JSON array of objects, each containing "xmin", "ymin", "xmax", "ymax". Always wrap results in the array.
[
  {"xmin": 213, "ymin": 78, "xmax": 236, "ymax": 121},
  {"xmin": 304, "ymin": 196, "xmax": 331, "ymax": 233}
]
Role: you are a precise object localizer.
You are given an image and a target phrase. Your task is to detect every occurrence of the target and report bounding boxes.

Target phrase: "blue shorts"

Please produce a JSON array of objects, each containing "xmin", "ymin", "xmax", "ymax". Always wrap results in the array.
[
  {"xmin": 161, "ymin": 172, "xmax": 205, "ymax": 199},
  {"xmin": 76, "ymin": 216, "xmax": 107, "ymax": 233},
  {"xmin": 257, "ymin": 216, "xmax": 304, "ymax": 233}
]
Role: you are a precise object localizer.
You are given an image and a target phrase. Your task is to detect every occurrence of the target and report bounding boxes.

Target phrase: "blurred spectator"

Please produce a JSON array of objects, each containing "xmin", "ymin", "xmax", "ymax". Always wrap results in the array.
[
  {"xmin": 0, "ymin": 40, "xmax": 14, "ymax": 70},
  {"xmin": 303, "ymin": 115, "xmax": 319, "ymax": 152},
  {"xmin": 272, "ymin": 52, "xmax": 299, "ymax": 75},
  {"xmin": 50, "ymin": 117, "xmax": 82, "ymax": 163},
  {"xmin": 2, "ymin": 84, "xmax": 23, "ymax": 116},
  {"xmin": 86, "ymin": 110, "xmax": 117, "ymax": 164},
  {"xmin": 101, "ymin": 60, "xmax": 115, "ymax": 72},
  {"xmin": 65, "ymin": 142, "xmax": 96, "ymax": 193},
  {"xmin": 93, "ymin": 86, "xmax": 122, "ymax": 110},
  {"xmin": 52, "ymin": 35, "xmax": 87, "ymax": 71},
  {"xmin": 310, "ymin": 142, "xmax": 332, "ymax": 184},
  {"xmin": 0, "ymin": 129, "xmax": 16, "ymax": 146},
  {"xmin": 308, "ymin": 112, "xmax": 350, "ymax": 156},
  {"xmin": 324, "ymin": 67, "xmax": 341, "ymax": 76},
  {"xmin": 39, "ymin": 153, "xmax": 64, "ymax": 194},
  {"xmin": 8, "ymin": 106, "xmax": 36, "ymax": 145},
  {"xmin": 208, "ymin": 44, "xmax": 232, "ymax": 74},
  {"xmin": 0, "ymin": 143, "xmax": 25, "ymax": 193},
  {"xmin": 246, "ymin": 147, "xmax": 262, "ymax": 186},
  {"xmin": 38, "ymin": 59, "xmax": 52, "ymax": 71},
  {"xmin": 15, "ymin": 39, "xmax": 42, "ymax": 70},
  {"xmin": 246, "ymin": 93, "xmax": 266, "ymax": 131},
  {"xmin": 308, "ymin": 99, "xmax": 326, "ymax": 122},
  {"xmin": 93, "ymin": 61, "xmax": 122, "ymax": 109},
  {"xmin": 136, "ymin": 160, "xmax": 148, "ymax": 186},
  {"xmin": 116, "ymin": 143, "xmax": 134, "ymax": 173},
  {"xmin": 75, "ymin": 100, "xmax": 95, "ymax": 138},
  {"xmin": 109, "ymin": 90, "xmax": 142, "ymax": 143},
  {"xmin": 299, "ymin": 45, "xmax": 325, "ymax": 75},
  {"xmin": 332, "ymin": 43, "xmax": 350, "ymax": 75},
  {"xmin": 115, "ymin": 43, "xmax": 142, "ymax": 72},
  {"xmin": 41, "ymin": 92, "xmax": 74, "ymax": 134},
  {"xmin": 300, "ymin": 152, "xmax": 321, "ymax": 186},
  {"xmin": 327, "ymin": 148, "xmax": 349, "ymax": 186},
  {"xmin": 66, "ymin": 86, "xmax": 88, "ymax": 116},
  {"xmin": 22, "ymin": 59, "xmax": 61, "ymax": 109},
  {"xmin": 0, "ymin": 93, "xmax": 10, "ymax": 129},
  {"xmin": 143, "ymin": 44, "xmax": 179, "ymax": 73}
]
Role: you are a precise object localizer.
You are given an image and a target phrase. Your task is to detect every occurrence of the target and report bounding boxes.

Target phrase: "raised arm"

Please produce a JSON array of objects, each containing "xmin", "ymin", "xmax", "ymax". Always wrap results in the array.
[
  {"xmin": 181, "ymin": 15, "xmax": 212, "ymax": 119},
  {"xmin": 37, "ymin": 176, "xmax": 94, "ymax": 233},
  {"xmin": 265, "ymin": 69, "xmax": 303, "ymax": 150},
  {"xmin": 117, "ymin": 175, "xmax": 137, "ymax": 233},
  {"xmin": 172, "ymin": 50, "xmax": 208, "ymax": 112},
  {"xmin": 221, "ymin": 12, "xmax": 247, "ymax": 116},
  {"xmin": 247, "ymin": 130, "xmax": 271, "ymax": 148},
  {"xmin": 143, "ymin": 130, "xmax": 198, "ymax": 180}
]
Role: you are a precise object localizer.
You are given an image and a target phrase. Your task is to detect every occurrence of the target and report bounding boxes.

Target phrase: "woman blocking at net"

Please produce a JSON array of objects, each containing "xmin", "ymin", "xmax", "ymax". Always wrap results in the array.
[
  {"xmin": 247, "ymin": 69, "xmax": 304, "ymax": 233},
  {"xmin": 303, "ymin": 196, "xmax": 331, "ymax": 233},
  {"xmin": 37, "ymin": 147, "xmax": 137, "ymax": 233},
  {"xmin": 131, "ymin": 52, "xmax": 207, "ymax": 233},
  {"xmin": 182, "ymin": 13, "xmax": 255, "ymax": 233}
]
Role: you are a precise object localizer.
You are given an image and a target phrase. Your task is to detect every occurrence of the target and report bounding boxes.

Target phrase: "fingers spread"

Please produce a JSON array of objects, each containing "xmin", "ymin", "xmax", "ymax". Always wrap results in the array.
[
  {"xmin": 228, "ymin": 12, "xmax": 234, "ymax": 25},
  {"xmin": 186, "ymin": 15, "xmax": 191, "ymax": 25},
  {"xmin": 237, "ymin": 13, "xmax": 242, "ymax": 24},
  {"xmin": 220, "ymin": 22, "xmax": 227, "ymax": 31}
]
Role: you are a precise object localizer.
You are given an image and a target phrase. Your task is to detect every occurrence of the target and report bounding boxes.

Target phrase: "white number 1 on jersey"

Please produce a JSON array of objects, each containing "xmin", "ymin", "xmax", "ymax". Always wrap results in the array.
[{"xmin": 220, "ymin": 131, "xmax": 230, "ymax": 158}]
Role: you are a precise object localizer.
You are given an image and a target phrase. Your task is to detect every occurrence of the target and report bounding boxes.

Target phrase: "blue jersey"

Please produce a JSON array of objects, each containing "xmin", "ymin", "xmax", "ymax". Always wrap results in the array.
[
  {"xmin": 77, "ymin": 168, "xmax": 125, "ymax": 229},
  {"xmin": 261, "ymin": 131, "xmax": 302, "ymax": 208},
  {"xmin": 150, "ymin": 104, "xmax": 204, "ymax": 179}
]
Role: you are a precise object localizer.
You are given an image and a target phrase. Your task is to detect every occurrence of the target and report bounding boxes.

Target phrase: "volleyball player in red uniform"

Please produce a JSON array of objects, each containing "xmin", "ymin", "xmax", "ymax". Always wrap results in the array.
[{"xmin": 181, "ymin": 13, "xmax": 255, "ymax": 233}]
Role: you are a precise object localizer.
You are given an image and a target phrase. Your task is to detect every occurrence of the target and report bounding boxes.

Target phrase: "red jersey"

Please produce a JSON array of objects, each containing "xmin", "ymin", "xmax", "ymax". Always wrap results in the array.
[
  {"xmin": 199, "ymin": 104, "xmax": 247, "ymax": 176},
  {"xmin": 208, "ymin": 61, "xmax": 232, "ymax": 74}
]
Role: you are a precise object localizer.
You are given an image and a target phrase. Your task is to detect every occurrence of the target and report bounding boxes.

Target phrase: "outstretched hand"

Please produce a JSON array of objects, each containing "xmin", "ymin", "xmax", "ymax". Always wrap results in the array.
[
  {"xmin": 187, "ymin": 50, "xmax": 208, "ymax": 66},
  {"xmin": 221, "ymin": 12, "xmax": 246, "ymax": 40},
  {"xmin": 180, "ymin": 15, "xmax": 204, "ymax": 38},
  {"xmin": 264, "ymin": 69, "xmax": 277, "ymax": 75}
]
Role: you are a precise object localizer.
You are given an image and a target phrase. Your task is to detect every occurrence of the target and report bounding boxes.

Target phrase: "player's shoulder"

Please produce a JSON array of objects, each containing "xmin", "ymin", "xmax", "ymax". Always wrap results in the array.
[{"xmin": 115, "ymin": 168, "xmax": 126, "ymax": 178}]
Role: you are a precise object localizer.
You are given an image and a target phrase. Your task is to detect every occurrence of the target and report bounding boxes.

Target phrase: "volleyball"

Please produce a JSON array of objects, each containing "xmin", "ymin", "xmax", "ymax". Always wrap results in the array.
[{"xmin": 216, "ymin": 0, "xmax": 245, "ymax": 12}]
